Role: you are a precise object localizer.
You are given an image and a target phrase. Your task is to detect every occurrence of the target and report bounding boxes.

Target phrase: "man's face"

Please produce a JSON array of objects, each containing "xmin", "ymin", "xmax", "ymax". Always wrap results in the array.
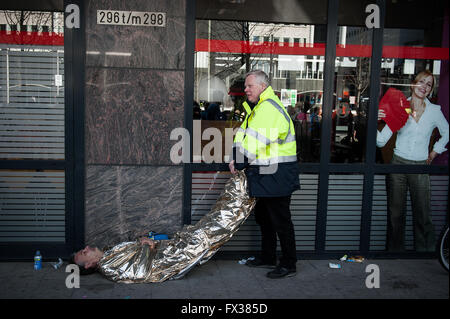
[
  {"xmin": 74, "ymin": 245, "xmax": 103, "ymax": 269},
  {"xmin": 244, "ymin": 75, "xmax": 266, "ymax": 104}
]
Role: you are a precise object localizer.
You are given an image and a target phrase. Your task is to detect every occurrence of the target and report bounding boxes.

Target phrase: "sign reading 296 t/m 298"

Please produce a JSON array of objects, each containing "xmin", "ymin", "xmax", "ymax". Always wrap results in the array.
[{"xmin": 97, "ymin": 10, "xmax": 166, "ymax": 27}]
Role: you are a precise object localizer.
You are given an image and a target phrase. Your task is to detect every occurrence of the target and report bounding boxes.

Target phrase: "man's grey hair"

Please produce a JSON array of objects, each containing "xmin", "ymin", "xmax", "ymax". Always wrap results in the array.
[{"xmin": 245, "ymin": 70, "xmax": 270, "ymax": 88}]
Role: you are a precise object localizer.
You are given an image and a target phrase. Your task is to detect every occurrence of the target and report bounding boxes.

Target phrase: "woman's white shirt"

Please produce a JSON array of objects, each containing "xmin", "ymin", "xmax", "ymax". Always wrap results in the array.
[{"xmin": 376, "ymin": 98, "xmax": 449, "ymax": 161}]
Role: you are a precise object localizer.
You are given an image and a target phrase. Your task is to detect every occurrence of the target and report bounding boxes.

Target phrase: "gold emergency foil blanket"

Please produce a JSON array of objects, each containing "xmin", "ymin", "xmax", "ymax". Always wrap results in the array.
[{"xmin": 98, "ymin": 171, "xmax": 256, "ymax": 283}]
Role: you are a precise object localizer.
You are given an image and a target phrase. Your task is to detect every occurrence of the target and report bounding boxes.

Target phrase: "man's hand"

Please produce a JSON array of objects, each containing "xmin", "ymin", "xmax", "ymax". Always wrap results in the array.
[
  {"xmin": 378, "ymin": 109, "xmax": 386, "ymax": 120},
  {"xmin": 229, "ymin": 160, "xmax": 237, "ymax": 175},
  {"xmin": 139, "ymin": 237, "xmax": 156, "ymax": 249}
]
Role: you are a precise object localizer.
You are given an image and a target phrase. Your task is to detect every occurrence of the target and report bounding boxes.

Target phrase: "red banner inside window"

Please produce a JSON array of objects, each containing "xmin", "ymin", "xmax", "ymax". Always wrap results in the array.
[
  {"xmin": 195, "ymin": 39, "xmax": 449, "ymax": 60},
  {"xmin": 0, "ymin": 31, "xmax": 64, "ymax": 46}
]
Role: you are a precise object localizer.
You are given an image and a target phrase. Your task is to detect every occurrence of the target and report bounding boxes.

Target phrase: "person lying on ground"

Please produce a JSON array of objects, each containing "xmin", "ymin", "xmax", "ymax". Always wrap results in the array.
[
  {"xmin": 69, "ymin": 237, "xmax": 157, "ymax": 276},
  {"xmin": 69, "ymin": 171, "xmax": 256, "ymax": 283}
]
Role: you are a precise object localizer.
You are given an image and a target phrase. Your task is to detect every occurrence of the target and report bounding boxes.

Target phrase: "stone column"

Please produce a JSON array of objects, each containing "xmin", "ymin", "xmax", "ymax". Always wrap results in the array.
[{"xmin": 84, "ymin": 0, "xmax": 186, "ymax": 248}]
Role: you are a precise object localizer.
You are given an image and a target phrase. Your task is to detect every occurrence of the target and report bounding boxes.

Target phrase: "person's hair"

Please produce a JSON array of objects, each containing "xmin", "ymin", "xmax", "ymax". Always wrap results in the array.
[
  {"xmin": 411, "ymin": 69, "xmax": 435, "ymax": 95},
  {"xmin": 245, "ymin": 70, "xmax": 270, "ymax": 88},
  {"xmin": 68, "ymin": 252, "xmax": 98, "ymax": 276}
]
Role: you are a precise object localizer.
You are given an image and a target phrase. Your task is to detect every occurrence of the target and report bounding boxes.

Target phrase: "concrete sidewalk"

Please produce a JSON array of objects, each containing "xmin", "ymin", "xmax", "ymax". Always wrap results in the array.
[{"xmin": 0, "ymin": 258, "xmax": 447, "ymax": 300}]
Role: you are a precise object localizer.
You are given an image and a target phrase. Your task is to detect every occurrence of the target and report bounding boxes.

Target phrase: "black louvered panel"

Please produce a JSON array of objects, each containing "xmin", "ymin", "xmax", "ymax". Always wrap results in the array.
[
  {"xmin": 191, "ymin": 172, "xmax": 318, "ymax": 252},
  {"xmin": 0, "ymin": 169, "xmax": 65, "ymax": 242},
  {"xmin": 325, "ymin": 174, "xmax": 363, "ymax": 251},
  {"xmin": 0, "ymin": 45, "xmax": 64, "ymax": 160}
]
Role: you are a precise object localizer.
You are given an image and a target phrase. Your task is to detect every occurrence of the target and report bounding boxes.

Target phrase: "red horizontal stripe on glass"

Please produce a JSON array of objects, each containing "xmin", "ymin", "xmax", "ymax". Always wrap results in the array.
[
  {"xmin": 382, "ymin": 46, "xmax": 448, "ymax": 60},
  {"xmin": 196, "ymin": 39, "xmax": 449, "ymax": 60},
  {"xmin": 195, "ymin": 39, "xmax": 326, "ymax": 56},
  {"xmin": 0, "ymin": 31, "xmax": 64, "ymax": 46}
]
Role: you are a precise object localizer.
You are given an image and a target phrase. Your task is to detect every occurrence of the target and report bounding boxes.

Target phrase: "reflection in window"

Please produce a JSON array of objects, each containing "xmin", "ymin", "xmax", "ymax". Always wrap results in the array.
[
  {"xmin": 194, "ymin": 20, "xmax": 326, "ymax": 163},
  {"xmin": 331, "ymin": 26, "xmax": 373, "ymax": 163}
]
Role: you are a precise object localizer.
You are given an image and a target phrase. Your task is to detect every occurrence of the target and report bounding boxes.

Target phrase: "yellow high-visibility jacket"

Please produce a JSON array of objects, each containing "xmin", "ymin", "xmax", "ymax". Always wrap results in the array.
[
  {"xmin": 233, "ymin": 86, "xmax": 297, "ymax": 166},
  {"xmin": 233, "ymin": 86, "xmax": 300, "ymax": 197}
]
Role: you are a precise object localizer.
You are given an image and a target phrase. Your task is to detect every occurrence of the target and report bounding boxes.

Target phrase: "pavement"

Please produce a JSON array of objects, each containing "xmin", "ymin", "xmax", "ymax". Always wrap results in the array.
[{"xmin": 0, "ymin": 257, "xmax": 448, "ymax": 300}]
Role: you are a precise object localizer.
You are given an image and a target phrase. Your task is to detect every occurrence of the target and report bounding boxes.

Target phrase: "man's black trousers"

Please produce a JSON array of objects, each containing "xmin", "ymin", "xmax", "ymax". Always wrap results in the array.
[{"xmin": 254, "ymin": 196, "xmax": 297, "ymax": 269}]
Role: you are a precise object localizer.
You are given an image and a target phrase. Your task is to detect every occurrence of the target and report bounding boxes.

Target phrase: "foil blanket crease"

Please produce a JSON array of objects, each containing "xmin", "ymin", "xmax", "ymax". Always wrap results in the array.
[{"xmin": 98, "ymin": 171, "xmax": 256, "ymax": 283}]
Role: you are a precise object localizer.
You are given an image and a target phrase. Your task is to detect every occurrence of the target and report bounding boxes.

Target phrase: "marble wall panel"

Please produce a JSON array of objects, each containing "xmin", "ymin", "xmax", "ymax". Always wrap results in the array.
[
  {"xmin": 85, "ymin": 165, "xmax": 183, "ymax": 249},
  {"xmin": 83, "ymin": 0, "xmax": 188, "ymax": 247},
  {"xmin": 85, "ymin": 68, "xmax": 184, "ymax": 165},
  {"xmin": 85, "ymin": 0, "xmax": 186, "ymax": 69}
]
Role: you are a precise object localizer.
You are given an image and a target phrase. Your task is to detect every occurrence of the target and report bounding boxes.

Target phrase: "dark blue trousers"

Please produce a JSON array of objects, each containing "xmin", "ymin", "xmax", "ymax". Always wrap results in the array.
[{"xmin": 254, "ymin": 196, "xmax": 297, "ymax": 269}]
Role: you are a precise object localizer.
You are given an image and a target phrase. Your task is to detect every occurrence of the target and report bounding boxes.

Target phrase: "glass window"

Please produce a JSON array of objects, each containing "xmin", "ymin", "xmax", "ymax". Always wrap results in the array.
[
  {"xmin": 194, "ymin": 20, "xmax": 326, "ymax": 163},
  {"xmin": 0, "ymin": 11, "xmax": 65, "ymax": 160},
  {"xmin": 376, "ymin": 27, "xmax": 448, "ymax": 166},
  {"xmin": 0, "ymin": 10, "xmax": 66, "ymax": 244},
  {"xmin": 331, "ymin": 26, "xmax": 373, "ymax": 163}
]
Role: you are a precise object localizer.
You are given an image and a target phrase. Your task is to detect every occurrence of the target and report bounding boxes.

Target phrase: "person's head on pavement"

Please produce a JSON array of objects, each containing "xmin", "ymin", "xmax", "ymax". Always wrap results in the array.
[
  {"xmin": 70, "ymin": 245, "xmax": 104, "ymax": 275},
  {"xmin": 69, "ymin": 237, "xmax": 157, "ymax": 275}
]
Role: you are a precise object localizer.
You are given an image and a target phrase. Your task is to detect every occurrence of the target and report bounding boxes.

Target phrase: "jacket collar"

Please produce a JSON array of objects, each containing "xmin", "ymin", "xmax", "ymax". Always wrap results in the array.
[
  {"xmin": 242, "ymin": 85, "xmax": 275, "ymax": 115},
  {"xmin": 258, "ymin": 86, "xmax": 275, "ymax": 104}
]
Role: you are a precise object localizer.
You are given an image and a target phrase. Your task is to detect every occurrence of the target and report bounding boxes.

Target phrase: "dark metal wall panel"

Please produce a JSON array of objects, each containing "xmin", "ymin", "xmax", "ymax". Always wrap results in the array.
[
  {"xmin": 325, "ymin": 174, "xmax": 363, "ymax": 251},
  {"xmin": 192, "ymin": 172, "xmax": 448, "ymax": 253},
  {"xmin": 0, "ymin": 170, "xmax": 65, "ymax": 242},
  {"xmin": 191, "ymin": 172, "xmax": 317, "ymax": 252}
]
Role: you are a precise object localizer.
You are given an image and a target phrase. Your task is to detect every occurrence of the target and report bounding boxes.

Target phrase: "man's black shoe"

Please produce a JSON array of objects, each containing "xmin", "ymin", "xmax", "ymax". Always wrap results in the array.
[
  {"xmin": 266, "ymin": 265, "xmax": 296, "ymax": 279},
  {"xmin": 245, "ymin": 258, "xmax": 276, "ymax": 269}
]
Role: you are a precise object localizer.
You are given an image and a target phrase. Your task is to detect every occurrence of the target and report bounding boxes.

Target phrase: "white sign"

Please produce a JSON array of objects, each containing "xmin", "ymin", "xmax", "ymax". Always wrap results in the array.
[
  {"xmin": 336, "ymin": 57, "xmax": 357, "ymax": 68},
  {"xmin": 97, "ymin": 10, "xmax": 166, "ymax": 27},
  {"xmin": 381, "ymin": 58, "xmax": 395, "ymax": 74},
  {"xmin": 281, "ymin": 89, "xmax": 297, "ymax": 107},
  {"xmin": 433, "ymin": 60, "xmax": 441, "ymax": 75},
  {"xmin": 54, "ymin": 74, "xmax": 63, "ymax": 87},
  {"xmin": 403, "ymin": 59, "xmax": 415, "ymax": 75},
  {"xmin": 278, "ymin": 55, "xmax": 304, "ymax": 71},
  {"xmin": 349, "ymin": 96, "xmax": 356, "ymax": 105}
]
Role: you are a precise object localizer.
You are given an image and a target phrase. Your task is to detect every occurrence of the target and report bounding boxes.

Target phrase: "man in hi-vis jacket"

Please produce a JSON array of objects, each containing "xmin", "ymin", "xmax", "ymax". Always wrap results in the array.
[{"xmin": 229, "ymin": 70, "xmax": 300, "ymax": 279}]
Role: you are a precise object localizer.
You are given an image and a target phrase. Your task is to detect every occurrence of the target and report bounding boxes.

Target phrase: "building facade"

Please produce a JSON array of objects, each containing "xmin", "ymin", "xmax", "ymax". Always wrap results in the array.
[{"xmin": 0, "ymin": 0, "xmax": 448, "ymax": 260}]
